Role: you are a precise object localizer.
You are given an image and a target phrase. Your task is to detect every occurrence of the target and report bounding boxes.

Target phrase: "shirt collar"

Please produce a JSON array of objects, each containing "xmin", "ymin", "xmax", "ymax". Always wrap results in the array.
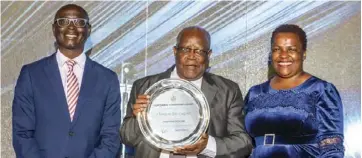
[
  {"xmin": 56, "ymin": 49, "xmax": 86, "ymax": 69},
  {"xmin": 170, "ymin": 67, "xmax": 203, "ymax": 89}
]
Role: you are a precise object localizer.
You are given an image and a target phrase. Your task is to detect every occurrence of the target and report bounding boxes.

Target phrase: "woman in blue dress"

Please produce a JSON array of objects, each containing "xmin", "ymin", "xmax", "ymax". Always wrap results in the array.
[{"xmin": 245, "ymin": 24, "xmax": 344, "ymax": 158}]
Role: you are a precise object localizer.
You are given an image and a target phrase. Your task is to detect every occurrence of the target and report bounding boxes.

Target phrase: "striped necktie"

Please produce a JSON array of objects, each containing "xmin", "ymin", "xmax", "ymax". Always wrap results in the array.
[{"xmin": 66, "ymin": 60, "xmax": 79, "ymax": 121}]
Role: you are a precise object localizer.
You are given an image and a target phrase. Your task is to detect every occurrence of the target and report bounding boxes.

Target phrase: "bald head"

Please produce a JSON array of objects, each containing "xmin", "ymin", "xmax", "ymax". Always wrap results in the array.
[
  {"xmin": 176, "ymin": 26, "xmax": 211, "ymax": 49},
  {"xmin": 54, "ymin": 4, "xmax": 89, "ymax": 21}
]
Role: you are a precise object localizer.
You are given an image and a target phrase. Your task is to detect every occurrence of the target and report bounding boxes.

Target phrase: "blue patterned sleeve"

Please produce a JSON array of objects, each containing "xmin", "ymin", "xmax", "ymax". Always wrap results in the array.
[
  {"xmin": 244, "ymin": 85, "xmax": 257, "ymax": 113},
  {"xmin": 316, "ymin": 83, "xmax": 344, "ymax": 158}
]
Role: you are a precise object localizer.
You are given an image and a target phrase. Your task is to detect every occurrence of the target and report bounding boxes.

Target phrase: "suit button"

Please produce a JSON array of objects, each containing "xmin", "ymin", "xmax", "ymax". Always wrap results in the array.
[{"xmin": 69, "ymin": 132, "xmax": 74, "ymax": 136}]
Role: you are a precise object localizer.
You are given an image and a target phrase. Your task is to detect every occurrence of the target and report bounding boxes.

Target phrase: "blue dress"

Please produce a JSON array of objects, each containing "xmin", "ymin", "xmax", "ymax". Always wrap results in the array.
[{"xmin": 245, "ymin": 76, "xmax": 344, "ymax": 158}]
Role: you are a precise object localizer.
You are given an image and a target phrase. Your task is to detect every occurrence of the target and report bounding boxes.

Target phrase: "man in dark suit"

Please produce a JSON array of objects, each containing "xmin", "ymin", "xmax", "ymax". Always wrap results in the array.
[
  {"xmin": 120, "ymin": 26, "xmax": 252, "ymax": 158},
  {"xmin": 12, "ymin": 4, "xmax": 121, "ymax": 158}
]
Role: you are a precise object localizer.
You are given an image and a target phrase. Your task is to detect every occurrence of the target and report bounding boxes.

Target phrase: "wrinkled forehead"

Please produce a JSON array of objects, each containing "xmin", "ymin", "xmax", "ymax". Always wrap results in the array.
[
  {"xmin": 178, "ymin": 31, "xmax": 210, "ymax": 49},
  {"xmin": 54, "ymin": 6, "xmax": 88, "ymax": 20}
]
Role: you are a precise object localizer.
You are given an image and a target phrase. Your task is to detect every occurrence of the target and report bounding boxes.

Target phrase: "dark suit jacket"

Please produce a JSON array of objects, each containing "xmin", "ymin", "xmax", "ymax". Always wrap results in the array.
[
  {"xmin": 120, "ymin": 66, "xmax": 252, "ymax": 158},
  {"xmin": 12, "ymin": 53, "xmax": 121, "ymax": 158}
]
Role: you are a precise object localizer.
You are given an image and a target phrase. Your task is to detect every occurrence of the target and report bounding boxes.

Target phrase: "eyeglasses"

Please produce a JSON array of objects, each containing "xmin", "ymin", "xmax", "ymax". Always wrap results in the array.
[
  {"xmin": 54, "ymin": 18, "xmax": 88, "ymax": 28},
  {"xmin": 175, "ymin": 46, "xmax": 210, "ymax": 56}
]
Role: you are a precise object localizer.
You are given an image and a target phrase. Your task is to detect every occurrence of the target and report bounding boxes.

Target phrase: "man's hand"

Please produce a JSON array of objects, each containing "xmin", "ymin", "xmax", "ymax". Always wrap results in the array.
[
  {"xmin": 173, "ymin": 133, "xmax": 209, "ymax": 155},
  {"xmin": 132, "ymin": 95, "xmax": 149, "ymax": 117}
]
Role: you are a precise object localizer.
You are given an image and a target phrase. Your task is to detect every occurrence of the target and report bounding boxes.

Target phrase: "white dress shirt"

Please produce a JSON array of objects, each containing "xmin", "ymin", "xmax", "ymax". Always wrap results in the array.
[
  {"xmin": 56, "ymin": 50, "xmax": 86, "ymax": 98},
  {"xmin": 159, "ymin": 68, "xmax": 217, "ymax": 158}
]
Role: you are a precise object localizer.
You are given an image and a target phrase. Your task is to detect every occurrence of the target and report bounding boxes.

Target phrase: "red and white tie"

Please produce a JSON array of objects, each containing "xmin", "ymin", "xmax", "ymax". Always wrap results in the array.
[{"xmin": 66, "ymin": 60, "xmax": 79, "ymax": 121}]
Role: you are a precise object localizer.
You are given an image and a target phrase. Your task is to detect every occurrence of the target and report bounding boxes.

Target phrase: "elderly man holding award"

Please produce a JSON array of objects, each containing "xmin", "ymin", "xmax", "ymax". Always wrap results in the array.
[{"xmin": 120, "ymin": 26, "xmax": 252, "ymax": 158}]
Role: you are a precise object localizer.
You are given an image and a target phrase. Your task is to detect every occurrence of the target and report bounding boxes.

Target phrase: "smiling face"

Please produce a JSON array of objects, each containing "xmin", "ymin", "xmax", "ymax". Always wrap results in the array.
[
  {"xmin": 52, "ymin": 5, "xmax": 91, "ymax": 55},
  {"xmin": 173, "ymin": 29, "xmax": 211, "ymax": 81},
  {"xmin": 271, "ymin": 32, "xmax": 305, "ymax": 78}
]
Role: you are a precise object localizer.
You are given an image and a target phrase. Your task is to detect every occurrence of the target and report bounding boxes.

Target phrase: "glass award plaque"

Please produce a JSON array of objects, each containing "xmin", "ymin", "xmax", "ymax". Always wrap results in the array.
[{"xmin": 137, "ymin": 78, "xmax": 210, "ymax": 151}]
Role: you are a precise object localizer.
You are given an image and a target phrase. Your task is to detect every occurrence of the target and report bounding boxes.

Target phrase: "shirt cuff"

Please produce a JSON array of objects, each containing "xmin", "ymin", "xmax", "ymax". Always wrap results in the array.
[
  {"xmin": 159, "ymin": 150, "xmax": 170, "ymax": 158},
  {"xmin": 199, "ymin": 135, "xmax": 216, "ymax": 157}
]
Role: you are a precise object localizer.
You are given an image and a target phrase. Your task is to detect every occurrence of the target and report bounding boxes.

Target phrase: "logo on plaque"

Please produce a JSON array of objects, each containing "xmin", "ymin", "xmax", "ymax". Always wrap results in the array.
[{"xmin": 171, "ymin": 95, "xmax": 176, "ymax": 102}]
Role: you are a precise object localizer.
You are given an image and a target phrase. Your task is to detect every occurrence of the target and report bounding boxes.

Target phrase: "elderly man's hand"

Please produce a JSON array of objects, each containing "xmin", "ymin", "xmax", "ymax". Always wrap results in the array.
[
  {"xmin": 132, "ymin": 95, "xmax": 149, "ymax": 117},
  {"xmin": 173, "ymin": 133, "xmax": 208, "ymax": 155}
]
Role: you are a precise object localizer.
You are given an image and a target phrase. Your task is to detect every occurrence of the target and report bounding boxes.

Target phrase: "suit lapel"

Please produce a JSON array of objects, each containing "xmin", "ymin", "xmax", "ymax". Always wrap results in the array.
[
  {"xmin": 201, "ymin": 73, "xmax": 218, "ymax": 135},
  {"xmin": 201, "ymin": 73, "xmax": 217, "ymax": 109},
  {"xmin": 71, "ymin": 57, "xmax": 97, "ymax": 126},
  {"xmin": 43, "ymin": 53, "xmax": 71, "ymax": 122},
  {"xmin": 155, "ymin": 65, "xmax": 174, "ymax": 81}
]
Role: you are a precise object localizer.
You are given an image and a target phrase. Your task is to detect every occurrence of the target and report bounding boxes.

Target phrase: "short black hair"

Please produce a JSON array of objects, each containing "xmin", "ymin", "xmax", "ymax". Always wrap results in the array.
[
  {"xmin": 271, "ymin": 24, "xmax": 307, "ymax": 51},
  {"xmin": 54, "ymin": 4, "xmax": 89, "ymax": 21},
  {"xmin": 176, "ymin": 26, "xmax": 211, "ymax": 49}
]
